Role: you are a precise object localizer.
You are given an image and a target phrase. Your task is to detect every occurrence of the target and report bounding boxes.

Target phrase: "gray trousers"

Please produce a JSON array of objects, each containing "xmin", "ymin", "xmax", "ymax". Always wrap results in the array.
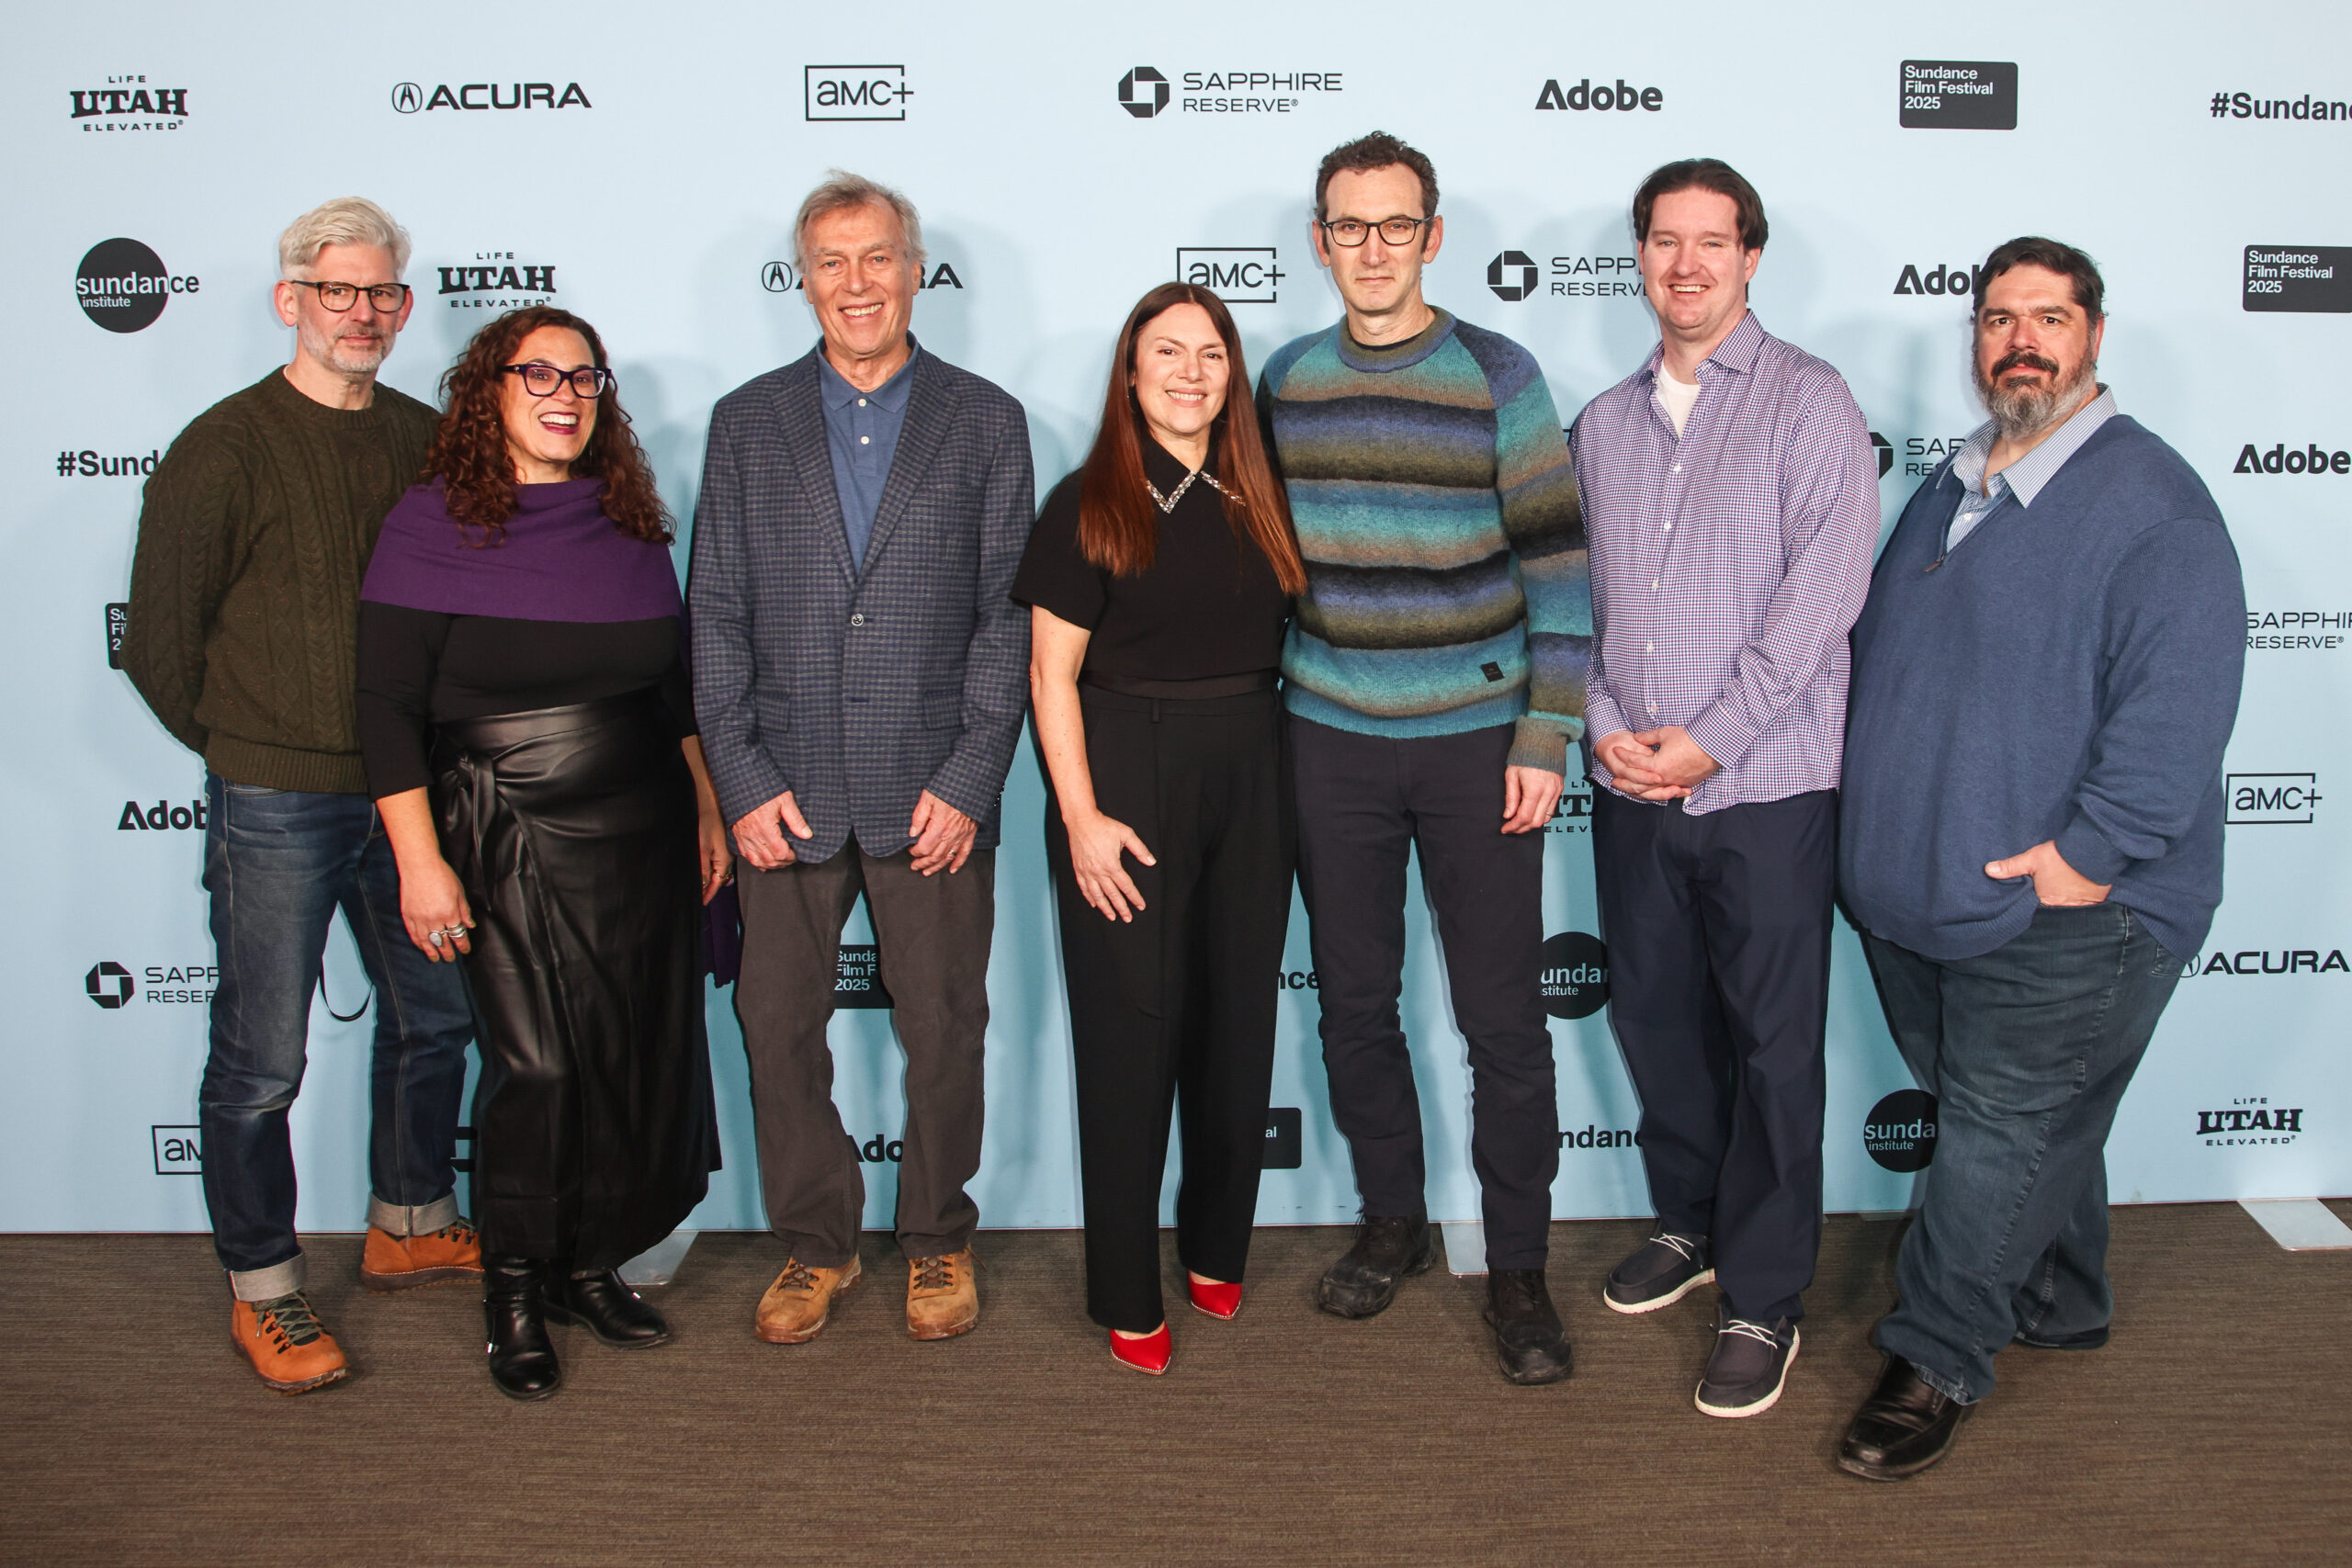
[{"xmin": 734, "ymin": 840, "xmax": 994, "ymax": 1267}]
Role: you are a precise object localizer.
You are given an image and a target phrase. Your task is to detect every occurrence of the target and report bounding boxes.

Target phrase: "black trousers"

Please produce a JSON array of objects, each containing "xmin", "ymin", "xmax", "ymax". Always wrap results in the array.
[
  {"xmin": 1589, "ymin": 785, "xmax": 1834, "ymax": 1323},
  {"xmin": 1288, "ymin": 717, "xmax": 1556, "ymax": 1271},
  {"xmin": 1043, "ymin": 687, "xmax": 1291, "ymax": 1334}
]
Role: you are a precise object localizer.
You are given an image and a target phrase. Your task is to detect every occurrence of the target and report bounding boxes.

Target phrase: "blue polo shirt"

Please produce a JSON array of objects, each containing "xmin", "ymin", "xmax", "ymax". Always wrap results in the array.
[{"xmin": 816, "ymin": 342, "xmax": 918, "ymax": 573}]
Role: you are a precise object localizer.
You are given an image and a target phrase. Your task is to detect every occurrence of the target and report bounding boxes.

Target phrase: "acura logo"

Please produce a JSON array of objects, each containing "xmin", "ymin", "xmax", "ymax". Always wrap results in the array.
[
  {"xmin": 761, "ymin": 261, "xmax": 797, "ymax": 292},
  {"xmin": 391, "ymin": 82, "xmax": 423, "ymax": 114}
]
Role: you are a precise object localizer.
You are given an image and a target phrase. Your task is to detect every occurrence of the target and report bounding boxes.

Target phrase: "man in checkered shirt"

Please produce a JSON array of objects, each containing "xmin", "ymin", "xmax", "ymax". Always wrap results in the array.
[{"xmin": 1570, "ymin": 159, "xmax": 1878, "ymax": 1420}]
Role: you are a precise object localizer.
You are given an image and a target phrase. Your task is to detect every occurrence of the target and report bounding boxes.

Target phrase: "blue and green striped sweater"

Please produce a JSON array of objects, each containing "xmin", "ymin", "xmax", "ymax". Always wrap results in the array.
[{"xmin": 1259, "ymin": 310, "xmax": 1590, "ymax": 772}]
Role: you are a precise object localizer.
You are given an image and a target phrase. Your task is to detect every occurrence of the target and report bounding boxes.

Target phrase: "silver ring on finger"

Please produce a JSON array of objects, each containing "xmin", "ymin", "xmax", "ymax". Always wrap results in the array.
[{"xmin": 429, "ymin": 931, "xmax": 447, "ymax": 946}]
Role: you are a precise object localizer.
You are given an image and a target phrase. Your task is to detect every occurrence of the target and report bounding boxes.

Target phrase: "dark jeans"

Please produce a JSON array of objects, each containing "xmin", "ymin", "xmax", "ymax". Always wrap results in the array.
[
  {"xmin": 1045, "ymin": 687, "xmax": 1291, "ymax": 1334},
  {"xmin": 199, "ymin": 775, "xmax": 475, "ymax": 1299},
  {"xmin": 1590, "ymin": 787, "xmax": 1834, "ymax": 1323},
  {"xmin": 733, "ymin": 840, "xmax": 995, "ymax": 1267},
  {"xmin": 1861, "ymin": 904, "xmax": 2181, "ymax": 1404},
  {"xmin": 1289, "ymin": 717, "xmax": 1556, "ymax": 1270}
]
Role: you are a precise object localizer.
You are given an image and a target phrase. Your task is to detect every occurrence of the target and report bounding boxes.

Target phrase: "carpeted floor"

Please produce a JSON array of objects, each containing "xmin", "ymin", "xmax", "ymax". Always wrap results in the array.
[{"xmin": 3, "ymin": 1204, "xmax": 2346, "ymax": 1566}]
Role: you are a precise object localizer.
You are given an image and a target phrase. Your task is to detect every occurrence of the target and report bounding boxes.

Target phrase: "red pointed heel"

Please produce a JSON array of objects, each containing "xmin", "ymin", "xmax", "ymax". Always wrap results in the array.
[
  {"xmin": 1110, "ymin": 1324, "xmax": 1173, "ymax": 1375},
  {"xmin": 1188, "ymin": 1277, "xmax": 1243, "ymax": 1320}
]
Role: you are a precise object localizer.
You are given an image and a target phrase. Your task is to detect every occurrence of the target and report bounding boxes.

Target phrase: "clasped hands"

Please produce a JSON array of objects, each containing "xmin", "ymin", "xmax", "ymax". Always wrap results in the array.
[
  {"xmin": 1594, "ymin": 726, "xmax": 1719, "ymax": 800},
  {"xmin": 732, "ymin": 787, "xmax": 978, "ymax": 876}
]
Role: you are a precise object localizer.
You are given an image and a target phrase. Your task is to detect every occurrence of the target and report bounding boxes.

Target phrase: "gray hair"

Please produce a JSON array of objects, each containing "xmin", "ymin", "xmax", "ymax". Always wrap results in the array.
[
  {"xmin": 792, "ymin": 170, "xmax": 926, "ymax": 276},
  {"xmin": 277, "ymin": 196, "xmax": 413, "ymax": 279}
]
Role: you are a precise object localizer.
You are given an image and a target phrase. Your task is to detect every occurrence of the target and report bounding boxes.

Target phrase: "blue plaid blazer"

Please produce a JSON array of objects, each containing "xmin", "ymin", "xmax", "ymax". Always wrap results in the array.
[{"xmin": 688, "ymin": 344, "xmax": 1035, "ymax": 860}]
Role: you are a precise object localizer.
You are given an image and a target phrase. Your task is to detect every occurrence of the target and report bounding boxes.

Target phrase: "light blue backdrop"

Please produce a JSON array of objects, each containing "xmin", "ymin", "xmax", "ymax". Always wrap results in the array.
[{"xmin": 5, "ymin": 0, "xmax": 2345, "ymax": 1240}]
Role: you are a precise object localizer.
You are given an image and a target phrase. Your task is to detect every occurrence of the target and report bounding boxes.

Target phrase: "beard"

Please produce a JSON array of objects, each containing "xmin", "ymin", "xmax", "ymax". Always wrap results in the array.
[
  {"xmin": 1974, "ymin": 346, "xmax": 2098, "ymax": 443},
  {"xmin": 297, "ymin": 315, "xmax": 391, "ymax": 378}
]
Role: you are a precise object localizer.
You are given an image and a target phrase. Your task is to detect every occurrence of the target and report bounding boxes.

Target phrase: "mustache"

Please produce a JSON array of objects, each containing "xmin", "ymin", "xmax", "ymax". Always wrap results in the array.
[{"xmin": 1992, "ymin": 350, "xmax": 2061, "ymax": 377}]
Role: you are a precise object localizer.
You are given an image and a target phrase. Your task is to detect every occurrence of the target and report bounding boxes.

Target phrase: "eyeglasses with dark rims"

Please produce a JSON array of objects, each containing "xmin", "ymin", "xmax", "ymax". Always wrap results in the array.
[
  {"xmin": 502, "ymin": 362, "xmax": 617, "ymax": 399},
  {"xmin": 286, "ymin": 280, "xmax": 412, "ymax": 312},
  {"xmin": 1318, "ymin": 216, "xmax": 1434, "ymax": 248}
]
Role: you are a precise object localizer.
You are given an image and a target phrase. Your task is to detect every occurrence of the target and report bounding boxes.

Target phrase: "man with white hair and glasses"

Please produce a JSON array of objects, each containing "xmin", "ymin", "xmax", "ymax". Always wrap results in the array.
[{"xmin": 125, "ymin": 197, "xmax": 479, "ymax": 1394}]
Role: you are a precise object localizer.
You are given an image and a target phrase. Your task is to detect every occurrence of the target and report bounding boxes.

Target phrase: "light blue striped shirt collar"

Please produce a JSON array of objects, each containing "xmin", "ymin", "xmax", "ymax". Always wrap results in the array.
[{"xmin": 1945, "ymin": 385, "xmax": 2117, "ymax": 550}]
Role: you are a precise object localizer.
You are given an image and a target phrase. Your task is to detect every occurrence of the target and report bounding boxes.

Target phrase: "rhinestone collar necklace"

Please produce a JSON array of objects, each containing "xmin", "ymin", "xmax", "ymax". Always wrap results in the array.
[{"xmin": 1145, "ymin": 467, "xmax": 1229, "ymax": 515}]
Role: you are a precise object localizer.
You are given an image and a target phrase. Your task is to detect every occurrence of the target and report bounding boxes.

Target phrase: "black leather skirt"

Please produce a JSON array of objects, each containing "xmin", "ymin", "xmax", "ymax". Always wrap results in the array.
[{"xmin": 433, "ymin": 691, "xmax": 720, "ymax": 1269}]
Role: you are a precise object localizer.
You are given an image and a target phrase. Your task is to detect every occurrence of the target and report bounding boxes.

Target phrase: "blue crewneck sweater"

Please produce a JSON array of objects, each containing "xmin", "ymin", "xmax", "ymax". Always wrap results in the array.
[{"xmin": 1840, "ymin": 415, "xmax": 2245, "ymax": 963}]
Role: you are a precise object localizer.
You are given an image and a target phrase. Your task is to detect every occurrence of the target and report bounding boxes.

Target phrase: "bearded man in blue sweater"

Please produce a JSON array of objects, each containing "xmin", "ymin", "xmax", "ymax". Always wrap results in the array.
[{"xmin": 1836, "ymin": 238, "xmax": 2245, "ymax": 1481}]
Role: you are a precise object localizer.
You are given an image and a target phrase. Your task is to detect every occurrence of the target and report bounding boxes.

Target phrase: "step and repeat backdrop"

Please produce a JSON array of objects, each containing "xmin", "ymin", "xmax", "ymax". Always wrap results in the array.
[{"xmin": 4, "ymin": 1, "xmax": 2345, "ymax": 1237}]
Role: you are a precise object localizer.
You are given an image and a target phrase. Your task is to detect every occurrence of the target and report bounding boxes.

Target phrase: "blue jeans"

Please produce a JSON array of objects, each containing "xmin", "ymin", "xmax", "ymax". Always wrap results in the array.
[
  {"xmin": 199, "ymin": 775, "xmax": 475, "ymax": 1300},
  {"xmin": 1860, "ymin": 904, "xmax": 2180, "ymax": 1404}
]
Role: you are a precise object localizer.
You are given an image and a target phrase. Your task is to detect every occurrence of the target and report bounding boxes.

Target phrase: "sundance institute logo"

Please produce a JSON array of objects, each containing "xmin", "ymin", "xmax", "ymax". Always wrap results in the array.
[
  {"xmin": 1863, "ymin": 1089, "xmax": 1938, "ymax": 1172},
  {"xmin": 1538, "ymin": 932, "xmax": 1608, "ymax": 1021},
  {"xmin": 76, "ymin": 239, "xmax": 198, "ymax": 333}
]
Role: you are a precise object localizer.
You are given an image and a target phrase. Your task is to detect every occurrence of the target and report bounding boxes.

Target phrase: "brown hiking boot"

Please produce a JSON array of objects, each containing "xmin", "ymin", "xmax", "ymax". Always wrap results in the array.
[
  {"xmin": 905, "ymin": 1247, "xmax": 978, "ymax": 1340},
  {"xmin": 754, "ymin": 1255, "xmax": 862, "ymax": 1344},
  {"xmin": 359, "ymin": 1218, "xmax": 483, "ymax": 1291},
  {"xmin": 232, "ymin": 1293, "xmax": 348, "ymax": 1394}
]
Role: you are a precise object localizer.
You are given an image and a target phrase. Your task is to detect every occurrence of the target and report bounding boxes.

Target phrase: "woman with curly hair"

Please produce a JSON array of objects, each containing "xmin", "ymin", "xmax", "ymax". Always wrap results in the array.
[{"xmin": 356, "ymin": 306, "xmax": 727, "ymax": 1400}]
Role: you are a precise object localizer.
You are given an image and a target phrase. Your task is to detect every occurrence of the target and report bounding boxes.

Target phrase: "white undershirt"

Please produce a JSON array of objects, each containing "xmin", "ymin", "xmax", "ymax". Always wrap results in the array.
[{"xmin": 1656, "ymin": 368, "xmax": 1701, "ymax": 436}]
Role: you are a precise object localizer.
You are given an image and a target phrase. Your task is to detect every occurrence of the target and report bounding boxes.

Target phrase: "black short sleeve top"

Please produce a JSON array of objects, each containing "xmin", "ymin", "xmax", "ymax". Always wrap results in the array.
[{"xmin": 1010, "ymin": 437, "xmax": 1290, "ymax": 680}]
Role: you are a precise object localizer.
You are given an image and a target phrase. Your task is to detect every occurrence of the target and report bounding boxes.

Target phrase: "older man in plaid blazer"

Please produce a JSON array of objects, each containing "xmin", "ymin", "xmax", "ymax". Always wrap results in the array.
[{"xmin": 690, "ymin": 173, "xmax": 1033, "ymax": 1346}]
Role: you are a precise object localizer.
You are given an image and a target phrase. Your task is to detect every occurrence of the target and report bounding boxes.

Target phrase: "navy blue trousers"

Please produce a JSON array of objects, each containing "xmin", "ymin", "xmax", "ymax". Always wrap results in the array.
[{"xmin": 1590, "ymin": 786, "xmax": 1834, "ymax": 1323}]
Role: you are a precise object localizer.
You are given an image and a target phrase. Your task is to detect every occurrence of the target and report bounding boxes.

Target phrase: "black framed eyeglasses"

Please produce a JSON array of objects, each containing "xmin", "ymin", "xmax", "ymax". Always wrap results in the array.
[
  {"xmin": 288, "ymin": 279, "xmax": 411, "ymax": 312},
  {"xmin": 1319, "ymin": 216, "xmax": 1433, "ymax": 248},
  {"xmin": 502, "ymin": 363, "xmax": 616, "ymax": 399}
]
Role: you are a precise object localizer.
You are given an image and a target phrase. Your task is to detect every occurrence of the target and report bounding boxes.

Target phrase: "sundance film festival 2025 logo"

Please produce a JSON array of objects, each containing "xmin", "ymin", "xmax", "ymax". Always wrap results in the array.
[
  {"xmin": 1864, "ymin": 1089, "xmax": 1939, "ymax": 1172},
  {"xmin": 438, "ymin": 250, "xmax": 556, "ymax": 310},
  {"xmin": 119, "ymin": 797, "xmax": 208, "ymax": 832},
  {"xmin": 1539, "ymin": 932, "xmax": 1608, "ymax": 1021},
  {"xmin": 759, "ymin": 259, "xmax": 965, "ymax": 294},
  {"xmin": 1900, "ymin": 61, "xmax": 2017, "ymax": 130},
  {"xmin": 835, "ymin": 945, "xmax": 891, "ymax": 1008},
  {"xmin": 1177, "ymin": 248, "xmax": 1283, "ymax": 304},
  {"xmin": 70, "ymin": 76, "xmax": 187, "ymax": 131},
  {"xmin": 85, "ymin": 961, "xmax": 217, "ymax": 1008},
  {"xmin": 1487, "ymin": 251, "xmax": 1639, "ymax": 302},
  {"xmin": 57, "ymin": 447, "xmax": 158, "ymax": 478},
  {"xmin": 2246, "ymin": 609, "xmax": 2348, "ymax": 653},
  {"xmin": 2233, "ymin": 439, "xmax": 2350, "ymax": 475},
  {"xmin": 76, "ymin": 239, "xmax": 198, "ymax": 333},
  {"xmin": 1118, "ymin": 65, "xmax": 1341, "ymax": 118},
  {"xmin": 106, "ymin": 602, "xmax": 128, "ymax": 669},
  {"xmin": 2244, "ymin": 248, "xmax": 2350, "ymax": 312},
  {"xmin": 390, "ymin": 81, "xmax": 590, "ymax": 114},
  {"xmin": 1533, "ymin": 76, "xmax": 1663, "ymax": 112},
  {"xmin": 2197, "ymin": 1098, "xmax": 2304, "ymax": 1147},
  {"xmin": 806, "ymin": 66, "xmax": 909, "ymax": 121},
  {"xmin": 2226, "ymin": 773, "xmax": 2322, "ymax": 826}
]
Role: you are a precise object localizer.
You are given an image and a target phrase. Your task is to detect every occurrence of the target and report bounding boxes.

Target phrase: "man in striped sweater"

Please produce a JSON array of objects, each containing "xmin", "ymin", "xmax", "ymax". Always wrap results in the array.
[{"xmin": 1261, "ymin": 131, "xmax": 1589, "ymax": 1386}]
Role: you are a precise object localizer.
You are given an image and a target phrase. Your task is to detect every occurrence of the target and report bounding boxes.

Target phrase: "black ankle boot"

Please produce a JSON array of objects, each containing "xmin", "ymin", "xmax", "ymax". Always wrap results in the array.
[
  {"xmin": 484, "ymin": 1254, "xmax": 560, "ymax": 1401},
  {"xmin": 545, "ymin": 1266, "xmax": 672, "ymax": 1348}
]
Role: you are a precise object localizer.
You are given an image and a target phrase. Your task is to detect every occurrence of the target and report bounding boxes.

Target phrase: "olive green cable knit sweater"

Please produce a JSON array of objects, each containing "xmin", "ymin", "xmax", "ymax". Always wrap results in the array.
[{"xmin": 125, "ymin": 368, "xmax": 436, "ymax": 794}]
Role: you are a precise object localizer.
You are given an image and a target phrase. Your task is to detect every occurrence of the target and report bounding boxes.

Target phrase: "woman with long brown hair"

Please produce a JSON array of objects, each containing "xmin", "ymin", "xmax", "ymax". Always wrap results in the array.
[
  {"xmin": 1011, "ymin": 282, "xmax": 1304, "ymax": 1374},
  {"xmin": 356, "ymin": 305, "xmax": 726, "ymax": 1399}
]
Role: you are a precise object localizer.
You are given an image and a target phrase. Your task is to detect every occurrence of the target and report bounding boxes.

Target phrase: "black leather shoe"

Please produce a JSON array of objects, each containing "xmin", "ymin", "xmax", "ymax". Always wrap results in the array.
[
  {"xmin": 484, "ymin": 1255, "xmax": 561, "ymax": 1401},
  {"xmin": 545, "ymin": 1268, "xmax": 672, "ymax": 1348},
  {"xmin": 1838, "ymin": 1356, "xmax": 1971, "ymax": 1480},
  {"xmin": 1317, "ymin": 1214, "xmax": 1436, "ymax": 1319},
  {"xmin": 1483, "ymin": 1269, "xmax": 1572, "ymax": 1385}
]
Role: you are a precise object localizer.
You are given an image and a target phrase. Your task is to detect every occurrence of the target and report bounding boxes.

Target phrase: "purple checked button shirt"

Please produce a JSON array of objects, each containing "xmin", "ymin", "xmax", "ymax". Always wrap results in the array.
[{"xmin": 1570, "ymin": 311, "xmax": 1879, "ymax": 814}]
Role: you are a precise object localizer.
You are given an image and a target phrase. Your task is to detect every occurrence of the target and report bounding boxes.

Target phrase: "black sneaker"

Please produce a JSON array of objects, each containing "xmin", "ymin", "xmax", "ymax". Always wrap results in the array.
[
  {"xmin": 1316, "ymin": 1213, "xmax": 1435, "ymax": 1319},
  {"xmin": 1602, "ymin": 1231, "xmax": 1713, "ymax": 1314},
  {"xmin": 1694, "ymin": 1308, "xmax": 1799, "ymax": 1417},
  {"xmin": 1483, "ymin": 1269, "xmax": 1572, "ymax": 1385}
]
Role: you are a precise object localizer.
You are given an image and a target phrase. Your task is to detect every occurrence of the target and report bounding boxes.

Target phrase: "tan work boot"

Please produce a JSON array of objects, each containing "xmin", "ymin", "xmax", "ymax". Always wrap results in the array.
[
  {"xmin": 754, "ymin": 1255, "xmax": 862, "ymax": 1344},
  {"xmin": 905, "ymin": 1247, "xmax": 978, "ymax": 1340},
  {"xmin": 359, "ymin": 1218, "xmax": 483, "ymax": 1292},
  {"xmin": 232, "ymin": 1292, "xmax": 348, "ymax": 1394}
]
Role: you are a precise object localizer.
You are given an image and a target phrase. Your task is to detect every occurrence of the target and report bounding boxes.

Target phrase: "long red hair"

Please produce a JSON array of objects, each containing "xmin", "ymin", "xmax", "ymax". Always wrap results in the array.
[
  {"xmin": 1077, "ymin": 283, "xmax": 1303, "ymax": 594},
  {"xmin": 423, "ymin": 305, "xmax": 673, "ymax": 545}
]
